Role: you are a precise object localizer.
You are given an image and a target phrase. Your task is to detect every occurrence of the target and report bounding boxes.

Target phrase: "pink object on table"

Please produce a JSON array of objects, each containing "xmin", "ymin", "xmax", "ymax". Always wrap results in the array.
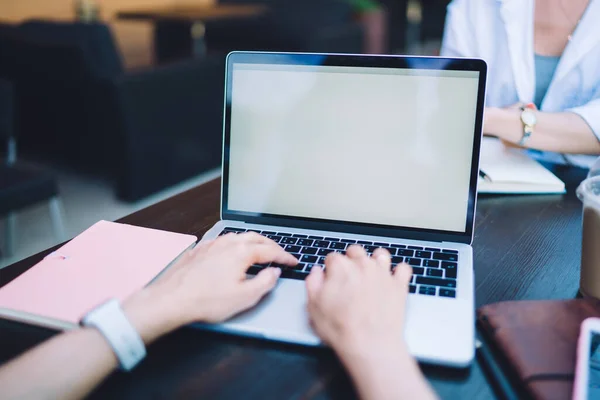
[{"xmin": 0, "ymin": 220, "xmax": 196, "ymax": 328}]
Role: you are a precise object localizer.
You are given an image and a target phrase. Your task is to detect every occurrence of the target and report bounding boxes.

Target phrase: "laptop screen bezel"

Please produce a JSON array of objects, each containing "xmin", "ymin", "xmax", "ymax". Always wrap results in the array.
[{"xmin": 220, "ymin": 52, "xmax": 487, "ymax": 245}]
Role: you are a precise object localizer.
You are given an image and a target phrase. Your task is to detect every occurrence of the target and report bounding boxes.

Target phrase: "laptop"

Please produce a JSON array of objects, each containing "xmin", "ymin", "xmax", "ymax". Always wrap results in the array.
[{"xmin": 199, "ymin": 51, "xmax": 487, "ymax": 368}]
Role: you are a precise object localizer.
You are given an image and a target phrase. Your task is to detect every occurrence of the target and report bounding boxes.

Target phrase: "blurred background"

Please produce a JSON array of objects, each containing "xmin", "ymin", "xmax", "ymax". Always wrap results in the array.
[{"xmin": 0, "ymin": 0, "xmax": 449, "ymax": 267}]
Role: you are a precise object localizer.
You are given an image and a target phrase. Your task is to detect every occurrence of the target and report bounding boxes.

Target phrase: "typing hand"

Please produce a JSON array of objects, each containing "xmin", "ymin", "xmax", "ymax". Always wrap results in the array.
[
  {"xmin": 164, "ymin": 232, "xmax": 297, "ymax": 323},
  {"xmin": 305, "ymin": 245, "xmax": 411, "ymax": 356},
  {"xmin": 305, "ymin": 247, "xmax": 438, "ymax": 400},
  {"xmin": 122, "ymin": 232, "xmax": 296, "ymax": 344}
]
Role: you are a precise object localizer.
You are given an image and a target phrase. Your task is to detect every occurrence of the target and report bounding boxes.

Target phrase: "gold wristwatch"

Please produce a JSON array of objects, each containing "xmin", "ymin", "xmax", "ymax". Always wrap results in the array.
[{"xmin": 519, "ymin": 103, "xmax": 537, "ymax": 146}]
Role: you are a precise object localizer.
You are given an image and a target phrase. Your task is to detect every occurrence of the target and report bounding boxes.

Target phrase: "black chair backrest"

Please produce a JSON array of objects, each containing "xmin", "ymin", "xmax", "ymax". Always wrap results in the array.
[
  {"xmin": 0, "ymin": 33, "xmax": 92, "ymax": 166},
  {"xmin": 0, "ymin": 79, "xmax": 13, "ymax": 142},
  {"xmin": 18, "ymin": 20, "xmax": 124, "ymax": 80},
  {"xmin": 0, "ymin": 23, "xmax": 20, "ymax": 79},
  {"xmin": 0, "ymin": 21, "xmax": 15, "ymax": 37},
  {"xmin": 0, "ymin": 29, "xmax": 91, "ymax": 84}
]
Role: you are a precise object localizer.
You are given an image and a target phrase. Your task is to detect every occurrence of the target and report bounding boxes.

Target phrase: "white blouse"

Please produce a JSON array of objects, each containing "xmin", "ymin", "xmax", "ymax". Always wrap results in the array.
[{"xmin": 441, "ymin": 0, "xmax": 600, "ymax": 167}]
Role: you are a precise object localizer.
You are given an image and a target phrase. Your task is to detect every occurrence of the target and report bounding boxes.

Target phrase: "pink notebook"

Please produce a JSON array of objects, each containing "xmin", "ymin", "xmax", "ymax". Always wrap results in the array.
[{"xmin": 0, "ymin": 220, "xmax": 197, "ymax": 330}]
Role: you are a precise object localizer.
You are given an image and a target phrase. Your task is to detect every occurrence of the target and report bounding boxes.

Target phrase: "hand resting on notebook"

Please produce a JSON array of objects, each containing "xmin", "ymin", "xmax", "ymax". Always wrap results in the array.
[{"xmin": 0, "ymin": 234, "xmax": 436, "ymax": 400}]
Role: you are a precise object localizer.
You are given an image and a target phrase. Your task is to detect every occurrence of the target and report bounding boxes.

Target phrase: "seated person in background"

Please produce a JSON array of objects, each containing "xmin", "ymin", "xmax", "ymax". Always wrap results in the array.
[
  {"xmin": 441, "ymin": 0, "xmax": 600, "ymax": 168},
  {"xmin": 350, "ymin": 0, "xmax": 388, "ymax": 54},
  {"xmin": 0, "ymin": 233, "xmax": 437, "ymax": 400}
]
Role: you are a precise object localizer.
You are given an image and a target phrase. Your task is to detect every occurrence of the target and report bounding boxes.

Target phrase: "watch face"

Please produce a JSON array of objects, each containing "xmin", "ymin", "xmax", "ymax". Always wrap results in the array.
[{"xmin": 521, "ymin": 110, "xmax": 537, "ymax": 126}]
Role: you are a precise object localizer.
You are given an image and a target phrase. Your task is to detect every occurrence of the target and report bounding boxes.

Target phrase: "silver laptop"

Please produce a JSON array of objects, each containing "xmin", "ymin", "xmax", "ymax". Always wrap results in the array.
[{"xmin": 199, "ymin": 51, "xmax": 487, "ymax": 368}]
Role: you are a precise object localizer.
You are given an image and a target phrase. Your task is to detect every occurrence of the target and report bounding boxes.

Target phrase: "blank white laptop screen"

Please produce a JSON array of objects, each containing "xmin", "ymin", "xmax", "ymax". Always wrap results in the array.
[{"xmin": 227, "ymin": 63, "xmax": 479, "ymax": 233}]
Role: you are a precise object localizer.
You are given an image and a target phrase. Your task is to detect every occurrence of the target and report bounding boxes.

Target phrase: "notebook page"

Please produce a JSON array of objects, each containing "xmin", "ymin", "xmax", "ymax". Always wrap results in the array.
[{"xmin": 480, "ymin": 137, "xmax": 565, "ymax": 186}]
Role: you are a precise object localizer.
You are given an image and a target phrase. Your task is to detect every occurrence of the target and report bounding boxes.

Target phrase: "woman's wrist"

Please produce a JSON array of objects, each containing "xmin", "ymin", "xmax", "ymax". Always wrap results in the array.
[
  {"xmin": 333, "ymin": 331, "xmax": 410, "ymax": 376},
  {"xmin": 336, "ymin": 337, "xmax": 411, "ymax": 373},
  {"xmin": 336, "ymin": 338, "xmax": 423, "ymax": 399},
  {"xmin": 122, "ymin": 285, "xmax": 187, "ymax": 345},
  {"xmin": 483, "ymin": 106, "xmax": 501, "ymax": 135},
  {"xmin": 484, "ymin": 106, "xmax": 524, "ymax": 143}
]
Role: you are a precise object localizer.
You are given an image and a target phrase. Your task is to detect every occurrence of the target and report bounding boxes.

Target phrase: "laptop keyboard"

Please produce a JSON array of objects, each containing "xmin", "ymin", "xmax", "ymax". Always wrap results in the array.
[{"xmin": 218, "ymin": 227, "xmax": 459, "ymax": 298}]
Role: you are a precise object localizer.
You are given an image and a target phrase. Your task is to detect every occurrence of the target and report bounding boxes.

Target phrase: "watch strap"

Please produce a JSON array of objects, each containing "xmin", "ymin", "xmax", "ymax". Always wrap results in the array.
[{"xmin": 81, "ymin": 299, "xmax": 146, "ymax": 371}]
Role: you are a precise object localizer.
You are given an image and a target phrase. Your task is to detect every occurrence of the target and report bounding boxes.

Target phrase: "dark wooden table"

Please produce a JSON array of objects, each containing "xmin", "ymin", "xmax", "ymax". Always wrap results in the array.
[{"xmin": 0, "ymin": 166, "xmax": 589, "ymax": 399}]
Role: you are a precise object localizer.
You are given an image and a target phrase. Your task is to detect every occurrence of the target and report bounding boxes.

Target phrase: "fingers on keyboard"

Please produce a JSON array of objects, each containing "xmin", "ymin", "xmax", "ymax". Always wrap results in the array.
[{"xmin": 224, "ymin": 228, "xmax": 459, "ymax": 291}]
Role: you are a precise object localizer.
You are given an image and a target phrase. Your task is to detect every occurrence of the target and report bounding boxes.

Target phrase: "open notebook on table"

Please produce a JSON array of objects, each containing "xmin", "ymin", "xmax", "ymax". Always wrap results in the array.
[
  {"xmin": 478, "ymin": 137, "xmax": 566, "ymax": 194},
  {"xmin": 0, "ymin": 220, "xmax": 197, "ymax": 330}
]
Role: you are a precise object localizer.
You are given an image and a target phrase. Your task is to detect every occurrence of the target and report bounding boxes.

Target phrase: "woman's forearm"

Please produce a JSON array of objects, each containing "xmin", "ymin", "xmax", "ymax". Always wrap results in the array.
[
  {"xmin": 0, "ymin": 328, "xmax": 118, "ymax": 400},
  {"xmin": 338, "ymin": 343, "xmax": 438, "ymax": 400},
  {"xmin": 484, "ymin": 107, "xmax": 600, "ymax": 154},
  {"xmin": 0, "ymin": 286, "xmax": 184, "ymax": 400}
]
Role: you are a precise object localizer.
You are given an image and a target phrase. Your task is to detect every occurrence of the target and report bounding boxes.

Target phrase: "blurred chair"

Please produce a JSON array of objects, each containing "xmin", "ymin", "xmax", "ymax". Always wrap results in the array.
[
  {"xmin": 380, "ymin": 0, "xmax": 449, "ymax": 53},
  {"xmin": 0, "ymin": 22, "xmax": 18, "ymax": 77},
  {"xmin": 0, "ymin": 21, "xmax": 224, "ymax": 202},
  {"xmin": 91, "ymin": 59, "xmax": 224, "ymax": 201},
  {"xmin": 419, "ymin": 0, "xmax": 451, "ymax": 44},
  {"xmin": 0, "ymin": 79, "xmax": 65, "ymax": 257},
  {"xmin": 204, "ymin": 0, "xmax": 363, "ymax": 55},
  {"xmin": 0, "ymin": 21, "xmax": 13, "ymax": 35},
  {"xmin": 18, "ymin": 20, "xmax": 123, "ymax": 79},
  {"xmin": 378, "ymin": 0, "xmax": 408, "ymax": 52}
]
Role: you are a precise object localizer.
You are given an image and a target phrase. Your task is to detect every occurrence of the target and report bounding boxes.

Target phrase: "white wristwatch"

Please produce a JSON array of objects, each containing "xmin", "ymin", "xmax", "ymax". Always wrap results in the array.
[
  {"xmin": 519, "ymin": 104, "xmax": 537, "ymax": 146},
  {"xmin": 80, "ymin": 299, "xmax": 146, "ymax": 371}
]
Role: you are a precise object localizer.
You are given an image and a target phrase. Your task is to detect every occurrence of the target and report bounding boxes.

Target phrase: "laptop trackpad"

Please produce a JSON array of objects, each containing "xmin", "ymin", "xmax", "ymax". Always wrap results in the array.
[{"xmin": 221, "ymin": 278, "xmax": 320, "ymax": 345}]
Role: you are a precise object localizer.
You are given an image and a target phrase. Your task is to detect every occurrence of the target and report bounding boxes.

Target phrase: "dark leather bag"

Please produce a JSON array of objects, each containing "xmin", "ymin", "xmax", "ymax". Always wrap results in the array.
[{"xmin": 477, "ymin": 299, "xmax": 600, "ymax": 400}]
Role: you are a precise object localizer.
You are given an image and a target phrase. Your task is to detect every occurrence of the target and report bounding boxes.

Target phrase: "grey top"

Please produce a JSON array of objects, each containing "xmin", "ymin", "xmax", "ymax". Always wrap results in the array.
[{"xmin": 534, "ymin": 54, "xmax": 561, "ymax": 109}]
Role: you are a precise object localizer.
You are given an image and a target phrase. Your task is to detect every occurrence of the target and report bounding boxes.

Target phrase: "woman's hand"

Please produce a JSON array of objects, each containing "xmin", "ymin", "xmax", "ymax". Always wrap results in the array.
[
  {"xmin": 483, "ymin": 103, "xmax": 524, "ymax": 142},
  {"xmin": 305, "ymin": 246, "xmax": 438, "ymax": 400},
  {"xmin": 306, "ymin": 246, "xmax": 411, "ymax": 355},
  {"xmin": 123, "ymin": 232, "xmax": 297, "ymax": 344}
]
